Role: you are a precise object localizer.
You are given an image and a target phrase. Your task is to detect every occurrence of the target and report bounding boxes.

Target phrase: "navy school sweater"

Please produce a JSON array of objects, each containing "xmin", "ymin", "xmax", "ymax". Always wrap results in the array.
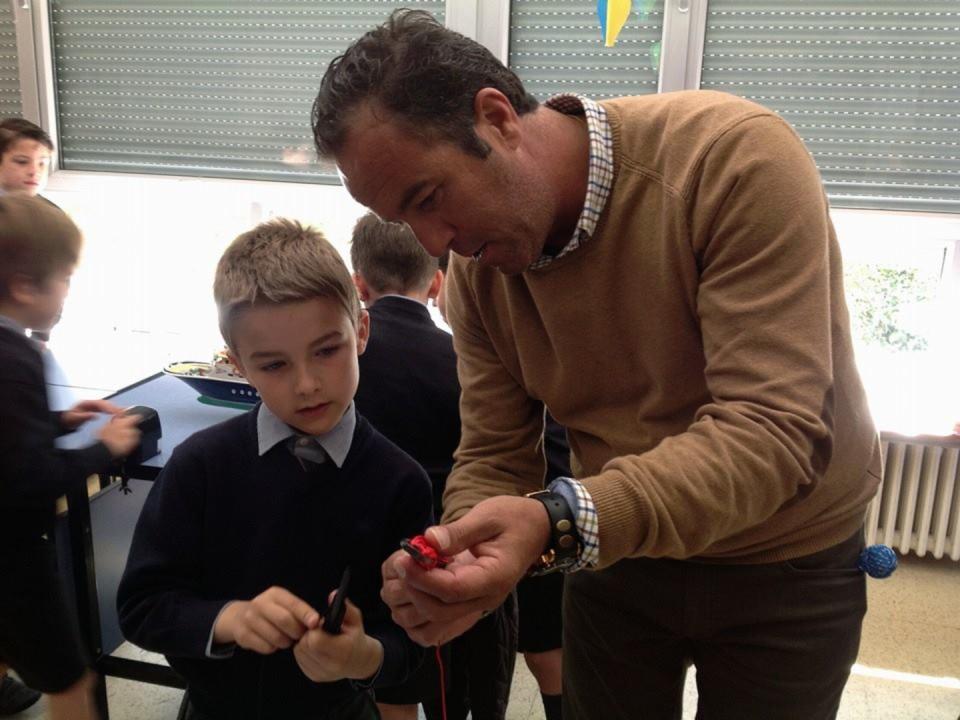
[
  {"xmin": 117, "ymin": 408, "xmax": 433, "ymax": 720},
  {"xmin": 0, "ymin": 326, "xmax": 112, "ymax": 544}
]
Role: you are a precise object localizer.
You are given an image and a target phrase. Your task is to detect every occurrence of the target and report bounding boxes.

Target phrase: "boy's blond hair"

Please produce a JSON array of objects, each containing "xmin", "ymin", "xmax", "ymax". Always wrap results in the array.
[
  {"xmin": 214, "ymin": 218, "xmax": 360, "ymax": 349},
  {"xmin": 0, "ymin": 195, "xmax": 82, "ymax": 300}
]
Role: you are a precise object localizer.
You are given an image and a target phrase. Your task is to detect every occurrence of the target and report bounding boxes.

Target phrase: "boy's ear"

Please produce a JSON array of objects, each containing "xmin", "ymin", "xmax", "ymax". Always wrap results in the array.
[
  {"xmin": 353, "ymin": 273, "xmax": 371, "ymax": 303},
  {"xmin": 226, "ymin": 348, "xmax": 247, "ymax": 378},
  {"xmin": 7, "ymin": 273, "xmax": 38, "ymax": 306},
  {"xmin": 426, "ymin": 269, "xmax": 444, "ymax": 302},
  {"xmin": 355, "ymin": 309, "xmax": 370, "ymax": 355}
]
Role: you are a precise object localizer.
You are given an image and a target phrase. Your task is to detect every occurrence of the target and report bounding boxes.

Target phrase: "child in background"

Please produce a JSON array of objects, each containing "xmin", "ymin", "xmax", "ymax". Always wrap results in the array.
[
  {"xmin": 0, "ymin": 118, "xmax": 52, "ymax": 198},
  {"xmin": 352, "ymin": 215, "xmax": 527, "ymax": 720},
  {"xmin": 1, "ymin": 118, "xmax": 58, "ymax": 350},
  {"xmin": 0, "ymin": 121, "xmax": 58, "ymax": 711},
  {"xmin": 117, "ymin": 218, "xmax": 433, "ymax": 720},
  {"xmin": 0, "ymin": 195, "xmax": 142, "ymax": 720}
]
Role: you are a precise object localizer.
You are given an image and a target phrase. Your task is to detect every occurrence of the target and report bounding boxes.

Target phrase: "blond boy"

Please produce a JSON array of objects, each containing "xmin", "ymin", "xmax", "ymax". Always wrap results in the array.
[{"xmin": 117, "ymin": 219, "xmax": 432, "ymax": 720}]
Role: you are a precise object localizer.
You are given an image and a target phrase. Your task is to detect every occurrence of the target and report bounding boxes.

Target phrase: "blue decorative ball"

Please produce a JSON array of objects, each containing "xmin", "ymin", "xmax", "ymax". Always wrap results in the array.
[{"xmin": 858, "ymin": 545, "xmax": 898, "ymax": 578}]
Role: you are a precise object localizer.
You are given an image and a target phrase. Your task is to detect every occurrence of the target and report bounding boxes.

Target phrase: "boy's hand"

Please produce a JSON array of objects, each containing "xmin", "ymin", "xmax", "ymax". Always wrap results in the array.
[
  {"xmin": 293, "ymin": 595, "xmax": 383, "ymax": 683},
  {"xmin": 62, "ymin": 399, "xmax": 123, "ymax": 430},
  {"xmin": 97, "ymin": 414, "xmax": 142, "ymax": 458},
  {"xmin": 214, "ymin": 587, "xmax": 320, "ymax": 655}
]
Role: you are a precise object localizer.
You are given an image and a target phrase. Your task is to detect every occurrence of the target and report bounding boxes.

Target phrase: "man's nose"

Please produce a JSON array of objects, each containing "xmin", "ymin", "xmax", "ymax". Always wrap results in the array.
[{"xmin": 410, "ymin": 220, "xmax": 454, "ymax": 258}]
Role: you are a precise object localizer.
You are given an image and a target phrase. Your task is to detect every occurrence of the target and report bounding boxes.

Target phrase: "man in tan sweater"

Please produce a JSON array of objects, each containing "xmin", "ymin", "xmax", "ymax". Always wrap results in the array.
[{"xmin": 312, "ymin": 10, "xmax": 882, "ymax": 719}]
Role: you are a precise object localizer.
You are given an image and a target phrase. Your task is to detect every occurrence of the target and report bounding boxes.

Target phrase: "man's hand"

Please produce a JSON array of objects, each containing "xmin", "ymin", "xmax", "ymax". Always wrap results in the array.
[
  {"xmin": 61, "ymin": 399, "xmax": 123, "ymax": 430},
  {"xmin": 293, "ymin": 595, "xmax": 383, "ymax": 683},
  {"xmin": 213, "ymin": 586, "xmax": 320, "ymax": 654},
  {"xmin": 381, "ymin": 495, "xmax": 551, "ymax": 646}
]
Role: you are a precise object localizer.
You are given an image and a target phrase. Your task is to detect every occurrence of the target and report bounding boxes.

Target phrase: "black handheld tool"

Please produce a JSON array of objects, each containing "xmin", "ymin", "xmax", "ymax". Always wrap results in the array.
[
  {"xmin": 120, "ymin": 405, "xmax": 162, "ymax": 463},
  {"xmin": 323, "ymin": 567, "xmax": 351, "ymax": 635}
]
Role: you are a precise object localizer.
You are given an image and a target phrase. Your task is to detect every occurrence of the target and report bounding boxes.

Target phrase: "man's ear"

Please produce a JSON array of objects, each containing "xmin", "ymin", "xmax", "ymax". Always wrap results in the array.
[
  {"xmin": 426, "ymin": 269, "xmax": 444, "ymax": 302},
  {"xmin": 473, "ymin": 88, "xmax": 522, "ymax": 151},
  {"xmin": 355, "ymin": 309, "xmax": 370, "ymax": 355}
]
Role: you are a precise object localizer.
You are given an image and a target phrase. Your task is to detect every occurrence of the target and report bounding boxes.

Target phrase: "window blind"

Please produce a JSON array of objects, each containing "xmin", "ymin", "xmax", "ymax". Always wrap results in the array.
[
  {"xmin": 1, "ymin": 2, "xmax": 22, "ymax": 119},
  {"xmin": 700, "ymin": 1, "xmax": 959, "ymax": 214},
  {"xmin": 49, "ymin": 1, "xmax": 444, "ymax": 182},
  {"xmin": 509, "ymin": 0, "xmax": 665, "ymax": 101}
]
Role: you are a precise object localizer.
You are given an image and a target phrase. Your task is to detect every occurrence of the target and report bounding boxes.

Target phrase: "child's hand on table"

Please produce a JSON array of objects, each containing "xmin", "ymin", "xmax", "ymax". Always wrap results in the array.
[
  {"xmin": 98, "ymin": 413, "xmax": 141, "ymax": 458},
  {"xmin": 62, "ymin": 398, "xmax": 123, "ymax": 430}
]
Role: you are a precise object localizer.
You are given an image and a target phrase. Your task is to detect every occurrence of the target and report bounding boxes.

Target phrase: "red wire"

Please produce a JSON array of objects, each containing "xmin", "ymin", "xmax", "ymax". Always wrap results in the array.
[{"xmin": 435, "ymin": 645, "xmax": 447, "ymax": 720}]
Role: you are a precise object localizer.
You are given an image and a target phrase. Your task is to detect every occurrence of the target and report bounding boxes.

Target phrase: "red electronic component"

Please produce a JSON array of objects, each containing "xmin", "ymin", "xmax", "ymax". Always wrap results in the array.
[{"xmin": 401, "ymin": 535, "xmax": 452, "ymax": 570}]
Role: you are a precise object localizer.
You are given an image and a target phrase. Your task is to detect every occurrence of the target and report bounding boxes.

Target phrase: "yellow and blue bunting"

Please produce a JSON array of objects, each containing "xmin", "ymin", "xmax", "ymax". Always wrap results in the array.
[{"xmin": 597, "ymin": 0, "xmax": 632, "ymax": 47}]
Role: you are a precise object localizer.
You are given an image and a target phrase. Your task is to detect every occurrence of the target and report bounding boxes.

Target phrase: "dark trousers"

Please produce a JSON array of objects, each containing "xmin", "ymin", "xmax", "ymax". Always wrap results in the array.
[
  {"xmin": 564, "ymin": 531, "xmax": 866, "ymax": 720},
  {"xmin": 177, "ymin": 688, "xmax": 381, "ymax": 720}
]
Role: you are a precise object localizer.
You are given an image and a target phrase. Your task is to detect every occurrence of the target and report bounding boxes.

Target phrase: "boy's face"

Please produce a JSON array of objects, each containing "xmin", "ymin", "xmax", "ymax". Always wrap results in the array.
[
  {"xmin": 229, "ymin": 297, "xmax": 369, "ymax": 436},
  {"xmin": 0, "ymin": 139, "xmax": 52, "ymax": 196},
  {"xmin": 22, "ymin": 266, "xmax": 73, "ymax": 332}
]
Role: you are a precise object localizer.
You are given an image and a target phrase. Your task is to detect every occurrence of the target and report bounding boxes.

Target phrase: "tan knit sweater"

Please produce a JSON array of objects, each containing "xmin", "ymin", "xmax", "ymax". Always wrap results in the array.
[{"xmin": 444, "ymin": 90, "xmax": 882, "ymax": 568}]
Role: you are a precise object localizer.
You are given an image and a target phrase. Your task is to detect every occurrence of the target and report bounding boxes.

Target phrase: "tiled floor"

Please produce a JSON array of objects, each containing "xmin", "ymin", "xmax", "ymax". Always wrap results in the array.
[{"xmin": 14, "ymin": 555, "xmax": 959, "ymax": 719}]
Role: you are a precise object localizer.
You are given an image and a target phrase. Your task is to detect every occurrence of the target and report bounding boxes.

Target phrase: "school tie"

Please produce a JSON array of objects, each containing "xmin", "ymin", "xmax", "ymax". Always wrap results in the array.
[{"xmin": 288, "ymin": 435, "xmax": 328, "ymax": 466}]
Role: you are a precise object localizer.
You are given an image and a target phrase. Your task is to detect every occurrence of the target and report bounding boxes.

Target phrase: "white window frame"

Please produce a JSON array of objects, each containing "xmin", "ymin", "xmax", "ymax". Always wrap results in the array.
[
  {"xmin": 8, "ymin": 0, "xmax": 59, "ymax": 169},
  {"xmin": 7, "ymin": 0, "xmax": 960, "ymax": 430},
  {"xmin": 450, "ymin": 0, "xmax": 708, "ymax": 90},
  {"xmin": 657, "ymin": 0, "xmax": 708, "ymax": 92}
]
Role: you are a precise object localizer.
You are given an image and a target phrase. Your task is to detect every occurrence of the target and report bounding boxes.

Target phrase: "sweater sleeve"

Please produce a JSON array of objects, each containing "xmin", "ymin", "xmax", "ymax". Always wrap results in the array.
[
  {"xmin": 116, "ymin": 444, "xmax": 231, "ymax": 658},
  {"xmin": 0, "ymin": 372, "xmax": 113, "ymax": 507},
  {"xmin": 585, "ymin": 114, "xmax": 850, "ymax": 565},
  {"xmin": 364, "ymin": 463, "xmax": 433, "ymax": 688},
  {"xmin": 440, "ymin": 261, "xmax": 551, "ymax": 523}
]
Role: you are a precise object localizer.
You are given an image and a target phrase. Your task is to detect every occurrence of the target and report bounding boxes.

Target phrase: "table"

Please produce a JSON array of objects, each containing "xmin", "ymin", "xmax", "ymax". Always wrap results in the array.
[{"xmin": 58, "ymin": 373, "xmax": 246, "ymax": 718}]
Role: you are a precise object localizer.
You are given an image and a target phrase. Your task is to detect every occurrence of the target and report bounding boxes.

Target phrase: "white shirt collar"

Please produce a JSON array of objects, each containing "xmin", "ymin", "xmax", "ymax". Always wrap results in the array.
[{"xmin": 256, "ymin": 401, "xmax": 356, "ymax": 468}]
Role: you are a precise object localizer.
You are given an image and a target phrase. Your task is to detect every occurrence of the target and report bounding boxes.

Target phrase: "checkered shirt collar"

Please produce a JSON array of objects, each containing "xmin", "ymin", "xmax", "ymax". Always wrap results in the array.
[{"xmin": 528, "ymin": 94, "xmax": 614, "ymax": 271}]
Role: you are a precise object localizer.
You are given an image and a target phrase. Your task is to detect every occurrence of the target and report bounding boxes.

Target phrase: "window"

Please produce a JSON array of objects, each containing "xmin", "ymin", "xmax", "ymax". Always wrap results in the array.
[
  {"xmin": 48, "ymin": 0, "xmax": 444, "ymax": 182},
  {"xmin": 834, "ymin": 210, "xmax": 958, "ymax": 434},
  {"xmin": 0, "ymin": 2, "xmax": 23, "ymax": 117},
  {"xmin": 700, "ymin": 1, "xmax": 960, "ymax": 214},
  {"xmin": 6, "ymin": 0, "xmax": 958, "ymax": 431},
  {"xmin": 509, "ymin": 0, "xmax": 665, "ymax": 100}
]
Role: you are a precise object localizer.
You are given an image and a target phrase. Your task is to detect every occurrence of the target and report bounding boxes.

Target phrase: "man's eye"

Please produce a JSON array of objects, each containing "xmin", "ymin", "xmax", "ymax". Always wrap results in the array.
[
  {"xmin": 419, "ymin": 189, "xmax": 439, "ymax": 212},
  {"xmin": 317, "ymin": 345, "xmax": 341, "ymax": 358},
  {"xmin": 260, "ymin": 361, "xmax": 284, "ymax": 372}
]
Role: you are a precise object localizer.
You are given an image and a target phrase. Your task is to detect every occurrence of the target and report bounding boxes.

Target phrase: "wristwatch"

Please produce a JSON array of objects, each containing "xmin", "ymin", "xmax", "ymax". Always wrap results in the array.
[{"xmin": 525, "ymin": 490, "xmax": 581, "ymax": 576}]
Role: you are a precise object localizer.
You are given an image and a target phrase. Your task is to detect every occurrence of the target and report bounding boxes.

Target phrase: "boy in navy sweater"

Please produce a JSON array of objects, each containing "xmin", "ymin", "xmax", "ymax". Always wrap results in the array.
[
  {"xmin": 0, "ymin": 195, "xmax": 142, "ymax": 720},
  {"xmin": 117, "ymin": 218, "xmax": 433, "ymax": 720}
]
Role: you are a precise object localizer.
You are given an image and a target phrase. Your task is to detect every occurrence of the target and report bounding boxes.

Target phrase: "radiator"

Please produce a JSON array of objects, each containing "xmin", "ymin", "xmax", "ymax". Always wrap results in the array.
[{"xmin": 865, "ymin": 432, "xmax": 960, "ymax": 561}]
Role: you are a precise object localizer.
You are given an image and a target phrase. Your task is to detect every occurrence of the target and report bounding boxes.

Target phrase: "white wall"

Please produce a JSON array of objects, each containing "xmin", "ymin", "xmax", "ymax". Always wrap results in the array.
[{"xmin": 44, "ymin": 170, "xmax": 367, "ymax": 394}]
